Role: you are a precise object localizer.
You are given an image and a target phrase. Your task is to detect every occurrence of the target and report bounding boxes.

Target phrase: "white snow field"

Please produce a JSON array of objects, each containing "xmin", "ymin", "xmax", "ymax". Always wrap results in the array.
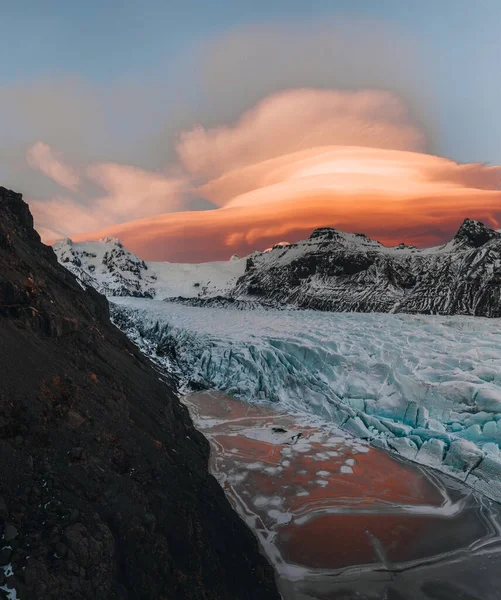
[
  {"xmin": 110, "ymin": 298, "xmax": 501, "ymax": 501},
  {"xmin": 53, "ymin": 237, "xmax": 245, "ymax": 299}
]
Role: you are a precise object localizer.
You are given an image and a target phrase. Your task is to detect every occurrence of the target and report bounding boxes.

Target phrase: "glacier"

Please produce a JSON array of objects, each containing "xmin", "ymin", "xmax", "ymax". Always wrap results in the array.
[{"xmin": 110, "ymin": 298, "xmax": 501, "ymax": 501}]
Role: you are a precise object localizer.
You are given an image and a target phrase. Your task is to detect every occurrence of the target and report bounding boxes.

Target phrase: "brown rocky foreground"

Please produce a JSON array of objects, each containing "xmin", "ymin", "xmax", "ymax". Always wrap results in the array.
[{"xmin": 0, "ymin": 186, "xmax": 279, "ymax": 599}]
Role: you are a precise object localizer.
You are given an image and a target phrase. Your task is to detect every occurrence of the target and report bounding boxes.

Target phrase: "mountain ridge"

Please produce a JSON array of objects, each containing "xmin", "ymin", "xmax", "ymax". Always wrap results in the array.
[{"xmin": 54, "ymin": 217, "xmax": 501, "ymax": 317}]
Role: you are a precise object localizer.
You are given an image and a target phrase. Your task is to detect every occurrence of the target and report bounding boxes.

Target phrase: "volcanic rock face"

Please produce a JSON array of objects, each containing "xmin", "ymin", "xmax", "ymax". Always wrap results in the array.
[
  {"xmin": 0, "ymin": 186, "xmax": 279, "ymax": 600},
  {"xmin": 231, "ymin": 219, "xmax": 501, "ymax": 315}
]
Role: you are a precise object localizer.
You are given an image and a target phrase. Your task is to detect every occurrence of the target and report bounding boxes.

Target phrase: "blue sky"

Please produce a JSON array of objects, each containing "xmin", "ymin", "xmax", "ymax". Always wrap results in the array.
[
  {"xmin": 3, "ymin": 0, "xmax": 499, "ymax": 164},
  {"xmin": 1, "ymin": 0, "xmax": 499, "ymax": 169}
]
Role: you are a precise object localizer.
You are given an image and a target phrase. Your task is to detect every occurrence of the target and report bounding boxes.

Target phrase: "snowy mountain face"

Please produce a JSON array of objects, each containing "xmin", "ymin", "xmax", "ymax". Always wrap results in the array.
[
  {"xmin": 53, "ymin": 219, "xmax": 501, "ymax": 317},
  {"xmin": 53, "ymin": 236, "xmax": 158, "ymax": 297},
  {"xmin": 53, "ymin": 237, "xmax": 245, "ymax": 300},
  {"xmin": 230, "ymin": 219, "xmax": 501, "ymax": 315}
]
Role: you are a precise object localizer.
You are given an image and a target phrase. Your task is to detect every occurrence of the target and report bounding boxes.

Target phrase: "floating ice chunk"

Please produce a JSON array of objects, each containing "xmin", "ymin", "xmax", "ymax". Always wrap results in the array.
[
  {"xmin": 247, "ymin": 462, "xmax": 264, "ymax": 470},
  {"xmin": 316, "ymin": 479, "xmax": 329, "ymax": 486},
  {"xmin": 253, "ymin": 496, "xmax": 269, "ymax": 507},
  {"xmin": 228, "ymin": 471, "xmax": 249, "ymax": 484},
  {"xmin": 295, "ymin": 442, "xmax": 313, "ymax": 453},
  {"xmin": 326, "ymin": 437, "xmax": 345, "ymax": 445},
  {"xmin": 353, "ymin": 444, "xmax": 370, "ymax": 453},
  {"xmin": 264, "ymin": 466, "xmax": 283, "ymax": 476},
  {"xmin": 253, "ymin": 495, "xmax": 283, "ymax": 507},
  {"xmin": 268, "ymin": 510, "xmax": 292, "ymax": 524},
  {"xmin": 345, "ymin": 459, "xmax": 356, "ymax": 466},
  {"xmin": 313, "ymin": 452, "xmax": 331, "ymax": 461},
  {"xmin": 316, "ymin": 470, "xmax": 330, "ymax": 477},
  {"xmin": 296, "ymin": 488, "xmax": 310, "ymax": 497},
  {"xmin": 340, "ymin": 465, "xmax": 353, "ymax": 474}
]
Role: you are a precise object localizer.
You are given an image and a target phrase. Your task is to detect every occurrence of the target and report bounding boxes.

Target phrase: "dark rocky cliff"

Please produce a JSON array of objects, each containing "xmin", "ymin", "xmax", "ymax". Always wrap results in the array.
[{"xmin": 0, "ymin": 186, "xmax": 279, "ymax": 600}]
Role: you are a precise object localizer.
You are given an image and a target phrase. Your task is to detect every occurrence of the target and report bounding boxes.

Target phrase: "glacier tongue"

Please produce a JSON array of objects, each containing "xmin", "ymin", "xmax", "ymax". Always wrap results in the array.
[{"xmin": 110, "ymin": 298, "xmax": 501, "ymax": 502}]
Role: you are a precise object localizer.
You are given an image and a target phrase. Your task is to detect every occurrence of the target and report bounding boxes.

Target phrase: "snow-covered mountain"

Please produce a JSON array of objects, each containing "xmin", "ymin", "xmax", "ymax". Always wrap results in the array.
[
  {"xmin": 53, "ymin": 236, "xmax": 245, "ymax": 299},
  {"xmin": 231, "ymin": 219, "xmax": 501, "ymax": 316},
  {"xmin": 54, "ymin": 218, "xmax": 501, "ymax": 317}
]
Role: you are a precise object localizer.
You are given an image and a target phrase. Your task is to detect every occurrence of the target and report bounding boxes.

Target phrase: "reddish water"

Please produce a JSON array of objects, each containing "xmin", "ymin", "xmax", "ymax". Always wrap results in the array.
[{"xmin": 184, "ymin": 391, "xmax": 501, "ymax": 600}]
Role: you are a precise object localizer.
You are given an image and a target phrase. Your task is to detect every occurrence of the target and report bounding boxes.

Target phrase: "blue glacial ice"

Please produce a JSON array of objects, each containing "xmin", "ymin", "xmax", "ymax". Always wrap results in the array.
[{"xmin": 111, "ymin": 298, "xmax": 501, "ymax": 501}]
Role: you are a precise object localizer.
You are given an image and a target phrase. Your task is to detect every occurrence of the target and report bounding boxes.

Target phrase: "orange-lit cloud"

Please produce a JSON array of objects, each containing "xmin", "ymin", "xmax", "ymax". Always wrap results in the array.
[
  {"xmin": 26, "ymin": 141, "xmax": 80, "ymax": 191},
  {"xmin": 178, "ymin": 88, "xmax": 426, "ymax": 183},
  {"xmin": 27, "ymin": 89, "xmax": 501, "ymax": 262},
  {"xmin": 29, "ymin": 157, "xmax": 188, "ymax": 239},
  {"xmin": 86, "ymin": 163, "xmax": 187, "ymax": 221},
  {"xmin": 66, "ymin": 145, "xmax": 501, "ymax": 262}
]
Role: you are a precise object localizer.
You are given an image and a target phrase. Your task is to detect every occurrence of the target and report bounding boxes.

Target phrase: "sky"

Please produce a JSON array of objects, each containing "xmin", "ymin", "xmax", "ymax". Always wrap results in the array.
[{"xmin": 2, "ymin": 0, "xmax": 500, "ymax": 262}]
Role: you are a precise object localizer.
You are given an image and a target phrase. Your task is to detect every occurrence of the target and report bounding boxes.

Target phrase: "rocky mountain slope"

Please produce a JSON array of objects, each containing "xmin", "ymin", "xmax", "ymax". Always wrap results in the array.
[
  {"xmin": 232, "ymin": 219, "xmax": 501, "ymax": 315},
  {"xmin": 0, "ymin": 186, "xmax": 279, "ymax": 600},
  {"xmin": 54, "ymin": 219, "xmax": 501, "ymax": 317}
]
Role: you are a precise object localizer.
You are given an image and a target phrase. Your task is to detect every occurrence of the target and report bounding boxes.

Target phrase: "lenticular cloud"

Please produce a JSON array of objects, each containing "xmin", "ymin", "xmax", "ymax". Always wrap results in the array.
[{"xmin": 28, "ymin": 88, "xmax": 501, "ymax": 262}]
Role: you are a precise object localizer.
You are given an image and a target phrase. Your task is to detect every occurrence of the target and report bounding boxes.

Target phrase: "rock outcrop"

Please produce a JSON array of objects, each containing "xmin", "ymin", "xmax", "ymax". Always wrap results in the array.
[{"xmin": 0, "ymin": 187, "xmax": 279, "ymax": 600}]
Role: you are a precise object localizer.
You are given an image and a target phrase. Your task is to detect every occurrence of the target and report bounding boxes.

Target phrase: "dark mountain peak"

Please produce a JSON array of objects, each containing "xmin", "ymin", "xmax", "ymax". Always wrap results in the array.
[
  {"xmin": 309, "ymin": 227, "xmax": 340, "ymax": 240},
  {"xmin": 453, "ymin": 218, "xmax": 499, "ymax": 248},
  {"xmin": 0, "ymin": 186, "xmax": 37, "ymax": 240}
]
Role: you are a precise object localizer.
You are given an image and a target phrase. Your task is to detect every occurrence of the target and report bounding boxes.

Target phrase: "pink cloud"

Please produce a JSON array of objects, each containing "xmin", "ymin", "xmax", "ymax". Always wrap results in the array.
[
  {"xmin": 28, "ymin": 88, "xmax": 500, "ymax": 262},
  {"xmin": 177, "ymin": 88, "xmax": 426, "ymax": 183},
  {"xmin": 65, "ymin": 146, "xmax": 501, "ymax": 262},
  {"xmin": 86, "ymin": 162, "xmax": 188, "ymax": 221},
  {"xmin": 26, "ymin": 142, "xmax": 80, "ymax": 191}
]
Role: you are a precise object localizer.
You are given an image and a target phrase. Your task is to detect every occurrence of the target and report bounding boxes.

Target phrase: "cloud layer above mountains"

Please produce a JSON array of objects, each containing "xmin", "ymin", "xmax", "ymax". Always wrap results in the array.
[
  {"xmin": 8, "ymin": 20, "xmax": 500, "ymax": 262},
  {"xmin": 25, "ymin": 87, "xmax": 500, "ymax": 262},
  {"xmin": 25, "ymin": 86, "xmax": 501, "ymax": 261}
]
